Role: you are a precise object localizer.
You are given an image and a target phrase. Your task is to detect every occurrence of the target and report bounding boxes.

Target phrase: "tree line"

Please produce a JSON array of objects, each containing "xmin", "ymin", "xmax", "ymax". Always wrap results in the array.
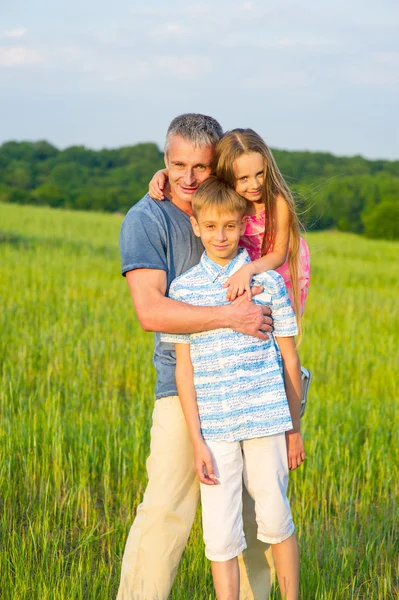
[{"xmin": 0, "ymin": 140, "xmax": 398, "ymax": 240}]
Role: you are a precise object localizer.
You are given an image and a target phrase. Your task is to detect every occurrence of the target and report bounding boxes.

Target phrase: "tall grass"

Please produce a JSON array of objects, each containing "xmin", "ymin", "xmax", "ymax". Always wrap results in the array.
[{"xmin": 0, "ymin": 202, "xmax": 398, "ymax": 599}]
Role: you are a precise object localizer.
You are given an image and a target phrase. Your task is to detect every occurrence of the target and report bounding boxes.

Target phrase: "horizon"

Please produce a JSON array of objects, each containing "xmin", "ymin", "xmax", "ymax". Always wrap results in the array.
[{"xmin": 2, "ymin": 136, "xmax": 398, "ymax": 164}]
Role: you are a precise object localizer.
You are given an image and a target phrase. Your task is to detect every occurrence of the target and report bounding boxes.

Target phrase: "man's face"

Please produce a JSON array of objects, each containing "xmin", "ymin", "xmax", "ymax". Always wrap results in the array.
[
  {"xmin": 190, "ymin": 208, "xmax": 246, "ymax": 266},
  {"xmin": 164, "ymin": 135, "xmax": 214, "ymax": 214}
]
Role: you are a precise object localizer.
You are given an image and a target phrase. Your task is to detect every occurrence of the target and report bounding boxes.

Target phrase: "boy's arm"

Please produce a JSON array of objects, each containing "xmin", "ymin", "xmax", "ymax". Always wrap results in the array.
[
  {"xmin": 276, "ymin": 336, "xmax": 306, "ymax": 470},
  {"xmin": 126, "ymin": 268, "xmax": 272, "ymax": 339},
  {"xmin": 175, "ymin": 344, "xmax": 217, "ymax": 485}
]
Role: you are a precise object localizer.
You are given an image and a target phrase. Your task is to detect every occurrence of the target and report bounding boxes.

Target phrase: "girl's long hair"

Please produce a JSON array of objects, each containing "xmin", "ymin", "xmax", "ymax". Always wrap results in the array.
[{"xmin": 213, "ymin": 128, "xmax": 302, "ymax": 328}]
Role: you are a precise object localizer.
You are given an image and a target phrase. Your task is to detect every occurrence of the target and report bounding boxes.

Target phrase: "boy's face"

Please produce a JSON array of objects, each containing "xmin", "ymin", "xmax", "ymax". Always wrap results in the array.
[{"xmin": 190, "ymin": 208, "xmax": 246, "ymax": 266}]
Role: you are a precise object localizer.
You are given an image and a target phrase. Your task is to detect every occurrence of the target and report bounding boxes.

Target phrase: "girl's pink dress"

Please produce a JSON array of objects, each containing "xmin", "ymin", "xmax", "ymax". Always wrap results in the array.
[{"xmin": 240, "ymin": 210, "xmax": 310, "ymax": 315}]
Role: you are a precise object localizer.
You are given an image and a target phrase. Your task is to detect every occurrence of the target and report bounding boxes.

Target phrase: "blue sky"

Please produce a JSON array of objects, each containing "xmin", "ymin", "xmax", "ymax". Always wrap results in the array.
[{"xmin": 1, "ymin": 0, "xmax": 398, "ymax": 159}]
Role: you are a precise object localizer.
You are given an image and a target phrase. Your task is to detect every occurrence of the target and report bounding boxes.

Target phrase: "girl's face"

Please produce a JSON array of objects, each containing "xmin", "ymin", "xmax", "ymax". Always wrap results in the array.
[{"xmin": 233, "ymin": 152, "xmax": 264, "ymax": 203}]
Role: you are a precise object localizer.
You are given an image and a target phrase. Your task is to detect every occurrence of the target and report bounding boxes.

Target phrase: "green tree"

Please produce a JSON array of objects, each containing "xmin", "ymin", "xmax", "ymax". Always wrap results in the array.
[
  {"xmin": 4, "ymin": 160, "xmax": 33, "ymax": 189},
  {"xmin": 363, "ymin": 202, "xmax": 399, "ymax": 241},
  {"xmin": 32, "ymin": 183, "xmax": 65, "ymax": 207}
]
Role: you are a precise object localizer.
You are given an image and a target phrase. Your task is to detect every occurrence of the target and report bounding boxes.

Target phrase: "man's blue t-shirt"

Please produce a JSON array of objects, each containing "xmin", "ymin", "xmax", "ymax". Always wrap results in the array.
[{"xmin": 119, "ymin": 194, "xmax": 204, "ymax": 399}]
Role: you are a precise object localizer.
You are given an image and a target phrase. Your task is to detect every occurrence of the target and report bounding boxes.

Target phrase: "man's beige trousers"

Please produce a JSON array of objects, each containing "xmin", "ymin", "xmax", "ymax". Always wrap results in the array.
[{"xmin": 117, "ymin": 396, "xmax": 274, "ymax": 600}]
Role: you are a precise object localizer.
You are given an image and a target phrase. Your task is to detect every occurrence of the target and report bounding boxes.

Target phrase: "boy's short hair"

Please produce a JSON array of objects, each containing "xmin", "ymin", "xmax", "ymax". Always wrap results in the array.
[{"xmin": 192, "ymin": 176, "xmax": 247, "ymax": 218}]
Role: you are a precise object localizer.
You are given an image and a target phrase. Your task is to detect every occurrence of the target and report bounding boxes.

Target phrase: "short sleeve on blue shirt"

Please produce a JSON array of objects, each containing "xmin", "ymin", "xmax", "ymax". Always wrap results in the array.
[{"xmin": 120, "ymin": 200, "xmax": 167, "ymax": 276}]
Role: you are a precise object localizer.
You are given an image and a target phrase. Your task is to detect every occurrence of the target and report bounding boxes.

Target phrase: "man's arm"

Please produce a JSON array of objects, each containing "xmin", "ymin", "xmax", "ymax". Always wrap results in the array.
[
  {"xmin": 276, "ymin": 336, "xmax": 306, "ymax": 470},
  {"xmin": 126, "ymin": 268, "xmax": 272, "ymax": 340}
]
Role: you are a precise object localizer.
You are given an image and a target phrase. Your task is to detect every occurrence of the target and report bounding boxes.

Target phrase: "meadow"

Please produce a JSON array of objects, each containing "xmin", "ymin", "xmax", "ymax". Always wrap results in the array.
[{"xmin": 0, "ymin": 201, "xmax": 398, "ymax": 599}]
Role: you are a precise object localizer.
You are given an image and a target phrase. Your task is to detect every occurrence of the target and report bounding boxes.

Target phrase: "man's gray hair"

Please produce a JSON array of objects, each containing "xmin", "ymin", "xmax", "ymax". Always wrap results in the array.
[{"xmin": 164, "ymin": 113, "xmax": 223, "ymax": 153}]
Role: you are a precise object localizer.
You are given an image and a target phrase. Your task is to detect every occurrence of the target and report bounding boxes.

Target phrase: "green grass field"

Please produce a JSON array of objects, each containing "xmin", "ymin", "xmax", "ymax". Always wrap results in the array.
[{"xmin": 1, "ymin": 202, "xmax": 398, "ymax": 599}]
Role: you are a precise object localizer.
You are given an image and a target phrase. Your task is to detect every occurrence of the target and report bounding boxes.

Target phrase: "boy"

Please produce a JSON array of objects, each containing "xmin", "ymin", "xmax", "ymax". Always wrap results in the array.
[{"xmin": 162, "ymin": 177, "xmax": 305, "ymax": 600}]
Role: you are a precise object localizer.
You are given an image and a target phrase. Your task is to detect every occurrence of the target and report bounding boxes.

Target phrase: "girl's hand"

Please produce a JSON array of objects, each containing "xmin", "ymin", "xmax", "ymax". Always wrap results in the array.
[
  {"xmin": 285, "ymin": 431, "xmax": 306, "ymax": 470},
  {"xmin": 223, "ymin": 264, "xmax": 255, "ymax": 301},
  {"xmin": 194, "ymin": 441, "xmax": 218, "ymax": 485},
  {"xmin": 149, "ymin": 169, "xmax": 168, "ymax": 200}
]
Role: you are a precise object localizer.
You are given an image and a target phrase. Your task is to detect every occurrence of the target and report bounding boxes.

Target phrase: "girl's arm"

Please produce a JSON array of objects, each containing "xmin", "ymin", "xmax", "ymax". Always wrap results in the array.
[
  {"xmin": 175, "ymin": 344, "xmax": 217, "ymax": 485},
  {"xmin": 149, "ymin": 168, "xmax": 169, "ymax": 200},
  {"xmin": 225, "ymin": 195, "xmax": 290, "ymax": 300},
  {"xmin": 275, "ymin": 335, "xmax": 306, "ymax": 470}
]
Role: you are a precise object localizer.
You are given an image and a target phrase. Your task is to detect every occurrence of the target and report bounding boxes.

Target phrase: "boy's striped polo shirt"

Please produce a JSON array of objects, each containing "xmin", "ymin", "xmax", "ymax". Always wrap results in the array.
[{"xmin": 161, "ymin": 249, "xmax": 298, "ymax": 442}]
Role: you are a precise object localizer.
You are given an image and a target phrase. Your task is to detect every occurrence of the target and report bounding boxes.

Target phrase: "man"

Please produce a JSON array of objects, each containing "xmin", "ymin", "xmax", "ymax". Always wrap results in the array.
[{"xmin": 117, "ymin": 114, "xmax": 274, "ymax": 600}]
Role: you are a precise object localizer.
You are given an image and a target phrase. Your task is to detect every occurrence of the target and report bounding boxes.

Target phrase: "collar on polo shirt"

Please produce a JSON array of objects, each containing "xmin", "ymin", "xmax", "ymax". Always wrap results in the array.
[{"xmin": 200, "ymin": 248, "xmax": 251, "ymax": 284}]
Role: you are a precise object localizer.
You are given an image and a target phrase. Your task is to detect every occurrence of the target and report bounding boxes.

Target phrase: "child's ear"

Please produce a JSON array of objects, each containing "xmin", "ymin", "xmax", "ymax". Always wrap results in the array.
[
  {"xmin": 240, "ymin": 215, "xmax": 247, "ymax": 236},
  {"xmin": 190, "ymin": 216, "xmax": 201, "ymax": 238}
]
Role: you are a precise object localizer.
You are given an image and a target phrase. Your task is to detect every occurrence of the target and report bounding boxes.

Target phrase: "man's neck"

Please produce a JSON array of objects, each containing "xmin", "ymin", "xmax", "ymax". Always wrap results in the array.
[{"xmin": 164, "ymin": 183, "xmax": 193, "ymax": 216}]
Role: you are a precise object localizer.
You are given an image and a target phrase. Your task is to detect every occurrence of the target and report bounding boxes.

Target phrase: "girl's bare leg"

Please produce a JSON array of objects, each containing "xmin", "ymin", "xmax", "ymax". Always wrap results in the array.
[
  {"xmin": 271, "ymin": 533, "xmax": 299, "ymax": 600},
  {"xmin": 211, "ymin": 557, "xmax": 240, "ymax": 600}
]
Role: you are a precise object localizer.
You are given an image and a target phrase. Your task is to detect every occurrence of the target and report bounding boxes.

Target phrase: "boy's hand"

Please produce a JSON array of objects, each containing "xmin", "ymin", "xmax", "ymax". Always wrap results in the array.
[
  {"xmin": 194, "ymin": 441, "xmax": 218, "ymax": 485},
  {"xmin": 285, "ymin": 430, "xmax": 306, "ymax": 470},
  {"xmin": 224, "ymin": 263, "xmax": 255, "ymax": 301},
  {"xmin": 149, "ymin": 169, "xmax": 168, "ymax": 200}
]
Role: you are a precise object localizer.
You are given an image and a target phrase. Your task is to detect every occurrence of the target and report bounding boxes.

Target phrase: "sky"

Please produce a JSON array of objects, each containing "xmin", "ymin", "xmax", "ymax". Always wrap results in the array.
[{"xmin": 1, "ymin": 0, "xmax": 399, "ymax": 160}]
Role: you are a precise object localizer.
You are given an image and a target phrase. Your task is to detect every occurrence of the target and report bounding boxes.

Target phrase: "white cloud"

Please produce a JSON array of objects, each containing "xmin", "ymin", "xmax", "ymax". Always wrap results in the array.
[
  {"xmin": 235, "ymin": 1, "xmax": 256, "ymax": 12},
  {"xmin": 42, "ymin": 44, "xmax": 211, "ymax": 84},
  {"xmin": 149, "ymin": 22, "xmax": 187, "ymax": 41},
  {"xmin": 243, "ymin": 71, "xmax": 310, "ymax": 90},
  {"xmin": 356, "ymin": 71, "xmax": 399, "ymax": 87},
  {"xmin": 129, "ymin": 7, "xmax": 169, "ymax": 17},
  {"xmin": 5, "ymin": 27, "xmax": 27, "ymax": 39},
  {"xmin": 217, "ymin": 30, "xmax": 341, "ymax": 51},
  {"xmin": 345, "ymin": 52, "xmax": 399, "ymax": 87},
  {"xmin": 375, "ymin": 52, "xmax": 399, "ymax": 66},
  {"xmin": 154, "ymin": 55, "xmax": 212, "ymax": 79},
  {"xmin": 0, "ymin": 46, "xmax": 42, "ymax": 67},
  {"xmin": 50, "ymin": 45, "xmax": 151, "ymax": 82},
  {"xmin": 165, "ymin": 23, "xmax": 181, "ymax": 34},
  {"xmin": 184, "ymin": 4, "xmax": 212, "ymax": 17}
]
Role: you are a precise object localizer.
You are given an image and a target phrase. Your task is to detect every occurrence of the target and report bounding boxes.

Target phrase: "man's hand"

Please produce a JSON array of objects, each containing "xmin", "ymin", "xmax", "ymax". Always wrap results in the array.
[
  {"xmin": 285, "ymin": 430, "xmax": 306, "ymax": 470},
  {"xmin": 227, "ymin": 286, "xmax": 273, "ymax": 341},
  {"xmin": 194, "ymin": 441, "xmax": 218, "ymax": 485}
]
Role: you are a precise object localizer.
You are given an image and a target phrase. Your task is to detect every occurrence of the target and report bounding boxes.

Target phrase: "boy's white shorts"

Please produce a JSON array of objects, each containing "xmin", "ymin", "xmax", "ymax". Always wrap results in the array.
[{"xmin": 200, "ymin": 433, "xmax": 294, "ymax": 562}]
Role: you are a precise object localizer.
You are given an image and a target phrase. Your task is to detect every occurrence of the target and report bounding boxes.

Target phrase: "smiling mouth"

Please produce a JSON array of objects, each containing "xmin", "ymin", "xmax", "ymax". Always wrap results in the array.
[{"xmin": 180, "ymin": 186, "xmax": 198, "ymax": 193}]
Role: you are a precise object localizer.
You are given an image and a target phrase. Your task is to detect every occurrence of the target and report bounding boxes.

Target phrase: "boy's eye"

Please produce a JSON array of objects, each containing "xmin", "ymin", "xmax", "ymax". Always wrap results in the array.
[
  {"xmin": 227, "ymin": 224, "xmax": 236, "ymax": 230},
  {"xmin": 206, "ymin": 224, "xmax": 215, "ymax": 229}
]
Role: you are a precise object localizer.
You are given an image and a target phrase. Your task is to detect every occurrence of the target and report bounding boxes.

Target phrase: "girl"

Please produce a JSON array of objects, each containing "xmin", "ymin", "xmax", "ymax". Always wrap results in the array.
[{"xmin": 149, "ymin": 128, "xmax": 310, "ymax": 321}]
